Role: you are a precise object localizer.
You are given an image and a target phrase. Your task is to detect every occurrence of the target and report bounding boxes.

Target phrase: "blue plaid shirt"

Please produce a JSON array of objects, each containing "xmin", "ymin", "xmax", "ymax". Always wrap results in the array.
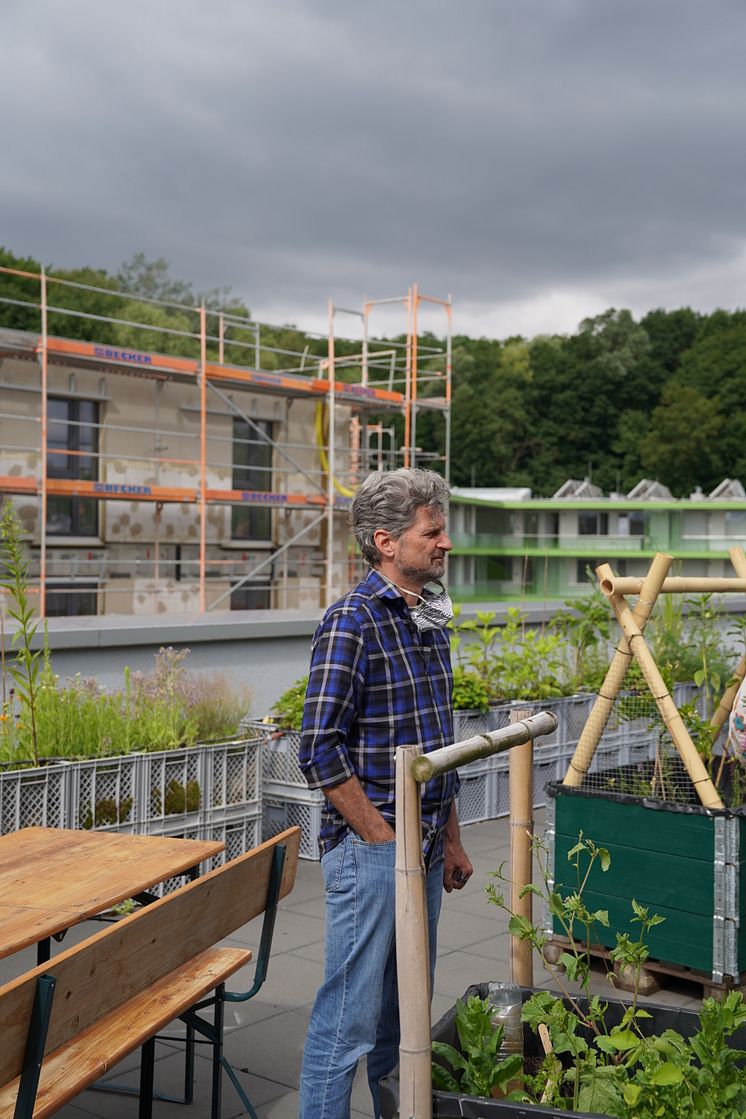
[{"xmin": 299, "ymin": 568, "xmax": 458, "ymax": 859}]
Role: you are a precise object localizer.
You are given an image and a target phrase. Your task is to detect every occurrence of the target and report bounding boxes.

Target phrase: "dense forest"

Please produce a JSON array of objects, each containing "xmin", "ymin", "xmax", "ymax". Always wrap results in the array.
[{"xmin": 2, "ymin": 246, "xmax": 744, "ymax": 499}]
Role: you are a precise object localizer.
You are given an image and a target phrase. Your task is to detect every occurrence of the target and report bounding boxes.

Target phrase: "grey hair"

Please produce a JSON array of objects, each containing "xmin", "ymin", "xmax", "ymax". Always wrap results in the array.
[{"xmin": 350, "ymin": 468, "xmax": 450, "ymax": 567}]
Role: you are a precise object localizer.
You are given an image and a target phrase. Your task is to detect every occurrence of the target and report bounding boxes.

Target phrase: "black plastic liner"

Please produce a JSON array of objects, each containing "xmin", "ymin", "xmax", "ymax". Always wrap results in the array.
[{"xmin": 379, "ymin": 983, "xmax": 746, "ymax": 1119}]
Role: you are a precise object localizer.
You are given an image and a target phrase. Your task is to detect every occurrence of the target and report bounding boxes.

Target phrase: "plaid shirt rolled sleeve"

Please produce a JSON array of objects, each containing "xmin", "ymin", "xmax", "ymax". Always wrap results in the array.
[{"xmin": 299, "ymin": 568, "xmax": 458, "ymax": 858}]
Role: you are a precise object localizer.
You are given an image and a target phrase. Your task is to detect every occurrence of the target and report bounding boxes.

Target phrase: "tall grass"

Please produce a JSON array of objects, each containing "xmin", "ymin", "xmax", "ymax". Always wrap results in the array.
[{"xmin": 0, "ymin": 646, "xmax": 252, "ymax": 766}]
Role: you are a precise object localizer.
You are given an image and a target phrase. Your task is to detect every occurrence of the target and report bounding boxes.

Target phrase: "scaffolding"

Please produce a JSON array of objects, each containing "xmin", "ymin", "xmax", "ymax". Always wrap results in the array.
[{"xmin": 0, "ymin": 266, "xmax": 452, "ymax": 617}]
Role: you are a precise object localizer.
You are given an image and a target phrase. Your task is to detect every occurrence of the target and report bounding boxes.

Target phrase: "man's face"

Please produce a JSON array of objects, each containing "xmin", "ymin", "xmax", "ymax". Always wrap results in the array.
[{"xmin": 389, "ymin": 505, "xmax": 452, "ymax": 587}]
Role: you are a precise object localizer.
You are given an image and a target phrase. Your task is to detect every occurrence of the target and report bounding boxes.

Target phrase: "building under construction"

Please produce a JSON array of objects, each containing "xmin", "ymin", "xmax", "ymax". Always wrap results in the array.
[{"xmin": 0, "ymin": 267, "xmax": 452, "ymax": 617}]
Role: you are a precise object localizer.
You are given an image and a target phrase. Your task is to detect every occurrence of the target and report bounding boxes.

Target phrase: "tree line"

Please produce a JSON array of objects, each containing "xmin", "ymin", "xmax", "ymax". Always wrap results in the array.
[{"xmin": 1, "ymin": 246, "xmax": 744, "ymax": 497}]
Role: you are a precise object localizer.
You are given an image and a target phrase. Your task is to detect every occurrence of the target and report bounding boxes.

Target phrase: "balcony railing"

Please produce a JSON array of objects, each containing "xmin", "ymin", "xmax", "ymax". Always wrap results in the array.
[{"xmin": 451, "ymin": 533, "xmax": 646, "ymax": 552}]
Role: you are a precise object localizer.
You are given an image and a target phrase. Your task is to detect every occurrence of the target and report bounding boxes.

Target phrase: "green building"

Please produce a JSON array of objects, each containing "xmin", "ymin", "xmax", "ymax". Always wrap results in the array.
[{"xmin": 448, "ymin": 477, "xmax": 746, "ymax": 601}]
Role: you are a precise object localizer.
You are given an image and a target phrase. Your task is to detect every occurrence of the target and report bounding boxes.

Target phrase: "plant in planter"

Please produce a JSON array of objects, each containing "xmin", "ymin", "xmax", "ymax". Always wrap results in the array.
[
  {"xmin": 270, "ymin": 676, "xmax": 308, "ymax": 733},
  {"xmin": 382, "ymin": 834, "xmax": 746, "ymax": 1119},
  {"xmin": 1, "ymin": 507, "xmax": 259, "ymax": 837},
  {"xmin": 452, "ymin": 666, "xmax": 490, "ymax": 714},
  {"xmin": 487, "ymin": 834, "xmax": 746, "ymax": 1117},
  {"xmin": 450, "ymin": 603, "xmax": 588, "ymax": 705},
  {"xmin": 552, "ymin": 579, "xmax": 613, "ymax": 696}
]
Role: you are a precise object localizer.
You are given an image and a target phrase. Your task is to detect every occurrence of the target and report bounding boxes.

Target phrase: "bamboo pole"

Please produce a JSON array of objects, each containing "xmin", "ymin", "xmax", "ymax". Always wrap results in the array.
[
  {"xmin": 610, "ymin": 593, "xmax": 724, "ymax": 809},
  {"xmin": 395, "ymin": 745, "xmax": 433, "ymax": 1119},
  {"xmin": 509, "ymin": 708, "xmax": 533, "ymax": 987},
  {"xmin": 710, "ymin": 546, "xmax": 746, "ymax": 737},
  {"xmin": 564, "ymin": 554, "xmax": 672, "ymax": 787},
  {"xmin": 410, "ymin": 712, "xmax": 557, "ymax": 782},
  {"xmin": 600, "ymin": 575, "xmax": 746, "ymax": 596}
]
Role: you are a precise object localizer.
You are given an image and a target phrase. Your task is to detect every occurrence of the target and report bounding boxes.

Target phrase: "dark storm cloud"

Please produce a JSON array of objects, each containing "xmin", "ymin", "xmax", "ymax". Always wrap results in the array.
[{"xmin": 2, "ymin": 0, "xmax": 746, "ymax": 335}]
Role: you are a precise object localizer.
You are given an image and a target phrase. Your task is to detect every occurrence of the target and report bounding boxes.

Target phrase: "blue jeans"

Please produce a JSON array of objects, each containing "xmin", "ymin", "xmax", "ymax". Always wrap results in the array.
[{"xmin": 299, "ymin": 835, "xmax": 444, "ymax": 1119}]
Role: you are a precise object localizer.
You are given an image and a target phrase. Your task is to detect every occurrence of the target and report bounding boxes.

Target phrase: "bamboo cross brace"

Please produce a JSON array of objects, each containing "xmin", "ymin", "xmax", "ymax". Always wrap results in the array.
[
  {"xmin": 609, "ymin": 592, "xmax": 723, "ymax": 809},
  {"xmin": 411, "ymin": 712, "xmax": 557, "ymax": 782},
  {"xmin": 601, "ymin": 575, "xmax": 746, "ymax": 596},
  {"xmin": 563, "ymin": 553, "xmax": 672, "ymax": 787}
]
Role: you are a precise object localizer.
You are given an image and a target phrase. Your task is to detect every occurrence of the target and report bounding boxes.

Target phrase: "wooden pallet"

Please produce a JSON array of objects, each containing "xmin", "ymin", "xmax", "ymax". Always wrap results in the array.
[{"xmin": 542, "ymin": 936, "xmax": 742, "ymax": 1002}]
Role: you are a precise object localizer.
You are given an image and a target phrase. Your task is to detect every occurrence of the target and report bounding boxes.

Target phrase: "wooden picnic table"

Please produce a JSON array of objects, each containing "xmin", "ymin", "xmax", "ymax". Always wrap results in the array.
[{"xmin": 0, "ymin": 826, "xmax": 224, "ymax": 963}]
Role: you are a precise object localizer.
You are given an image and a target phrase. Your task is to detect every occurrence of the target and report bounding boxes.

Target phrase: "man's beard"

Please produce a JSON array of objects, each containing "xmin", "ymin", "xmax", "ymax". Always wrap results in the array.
[{"xmin": 400, "ymin": 556, "xmax": 446, "ymax": 583}]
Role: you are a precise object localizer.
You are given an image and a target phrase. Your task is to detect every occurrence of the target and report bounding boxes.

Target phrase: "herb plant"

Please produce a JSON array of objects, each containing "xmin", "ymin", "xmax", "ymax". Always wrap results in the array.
[
  {"xmin": 477, "ymin": 833, "xmax": 746, "ymax": 1117},
  {"xmin": 270, "ymin": 676, "xmax": 308, "ymax": 732},
  {"xmin": 432, "ymin": 993, "xmax": 523, "ymax": 1099},
  {"xmin": 0, "ymin": 505, "xmax": 42, "ymax": 764}
]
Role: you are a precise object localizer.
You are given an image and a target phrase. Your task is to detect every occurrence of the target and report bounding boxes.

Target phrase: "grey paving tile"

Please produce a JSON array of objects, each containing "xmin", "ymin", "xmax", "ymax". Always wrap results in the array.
[
  {"xmin": 229, "ymin": 907, "xmax": 326, "ymax": 954},
  {"xmin": 220, "ymin": 948, "xmax": 324, "ymax": 1013},
  {"xmin": 219, "ymin": 1008, "xmax": 309, "ymax": 1090},
  {"xmin": 435, "ymin": 907, "xmax": 503, "ymax": 952},
  {"xmin": 447, "ymin": 932, "xmax": 511, "ymax": 964}
]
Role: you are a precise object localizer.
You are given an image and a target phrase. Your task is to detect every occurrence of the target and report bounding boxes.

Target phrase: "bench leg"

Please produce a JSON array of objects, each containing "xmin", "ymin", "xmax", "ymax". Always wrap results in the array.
[
  {"xmin": 138, "ymin": 1038, "xmax": 156, "ymax": 1119},
  {"xmin": 15, "ymin": 975, "xmax": 56, "ymax": 1119},
  {"xmin": 210, "ymin": 989, "xmax": 223, "ymax": 1119},
  {"xmin": 184, "ymin": 1020, "xmax": 195, "ymax": 1105}
]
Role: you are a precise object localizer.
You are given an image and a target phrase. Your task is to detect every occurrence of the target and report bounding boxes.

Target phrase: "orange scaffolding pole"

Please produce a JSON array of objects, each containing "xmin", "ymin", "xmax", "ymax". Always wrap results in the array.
[
  {"xmin": 410, "ymin": 282, "xmax": 419, "ymax": 467},
  {"xmin": 403, "ymin": 286, "xmax": 412, "ymax": 468},
  {"xmin": 325, "ymin": 298, "xmax": 336, "ymax": 607},
  {"xmin": 199, "ymin": 306, "xmax": 207, "ymax": 613},
  {"xmin": 39, "ymin": 269, "xmax": 48, "ymax": 620}
]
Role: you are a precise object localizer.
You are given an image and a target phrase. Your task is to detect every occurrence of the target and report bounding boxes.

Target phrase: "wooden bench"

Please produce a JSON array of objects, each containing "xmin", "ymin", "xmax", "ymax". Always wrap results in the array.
[{"xmin": 0, "ymin": 826, "xmax": 300, "ymax": 1119}]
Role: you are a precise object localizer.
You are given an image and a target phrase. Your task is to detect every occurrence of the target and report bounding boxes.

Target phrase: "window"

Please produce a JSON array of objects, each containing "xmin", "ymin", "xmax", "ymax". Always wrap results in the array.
[
  {"xmin": 725, "ymin": 511, "xmax": 746, "ymax": 537},
  {"xmin": 575, "ymin": 559, "xmax": 603, "ymax": 584},
  {"xmin": 230, "ymin": 581, "xmax": 271, "ymax": 610},
  {"xmin": 578, "ymin": 511, "xmax": 608, "ymax": 536},
  {"xmin": 231, "ymin": 419, "xmax": 273, "ymax": 541},
  {"xmin": 45, "ymin": 583, "xmax": 98, "ymax": 616},
  {"xmin": 47, "ymin": 398, "xmax": 99, "ymax": 536},
  {"xmin": 484, "ymin": 556, "xmax": 512, "ymax": 582},
  {"xmin": 618, "ymin": 512, "xmax": 645, "ymax": 537}
]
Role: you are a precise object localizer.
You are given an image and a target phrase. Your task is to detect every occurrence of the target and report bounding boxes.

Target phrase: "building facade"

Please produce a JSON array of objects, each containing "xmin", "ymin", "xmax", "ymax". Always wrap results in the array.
[
  {"xmin": 448, "ymin": 479, "xmax": 746, "ymax": 601},
  {"xmin": 0, "ymin": 271, "xmax": 451, "ymax": 617}
]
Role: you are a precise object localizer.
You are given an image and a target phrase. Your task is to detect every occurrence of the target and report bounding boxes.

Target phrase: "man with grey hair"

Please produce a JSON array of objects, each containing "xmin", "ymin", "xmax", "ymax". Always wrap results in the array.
[{"xmin": 299, "ymin": 467, "xmax": 472, "ymax": 1119}]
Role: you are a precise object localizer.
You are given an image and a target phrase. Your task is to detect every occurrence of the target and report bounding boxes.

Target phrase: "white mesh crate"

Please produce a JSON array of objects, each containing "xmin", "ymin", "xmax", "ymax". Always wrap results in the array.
[
  {"xmin": 0, "ymin": 761, "xmax": 71, "ymax": 832},
  {"xmin": 263, "ymin": 784, "xmax": 324, "ymax": 860},
  {"xmin": 141, "ymin": 747, "xmax": 203, "ymax": 829},
  {"xmin": 202, "ymin": 807, "xmax": 263, "ymax": 871},
  {"xmin": 74, "ymin": 754, "xmax": 141, "ymax": 831},
  {"xmin": 453, "ymin": 710, "xmax": 494, "ymax": 740},
  {"xmin": 135, "ymin": 819, "xmax": 206, "ymax": 896},
  {"xmin": 204, "ymin": 735, "xmax": 262, "ymax": 813},
  {"xmin": 486, "ymin": 747, "xmax": 564, "ymax": 820},
  {"xmin": 261, "ymin": 726, "xmax": 306, "ymax": 787},
  {"xmin": 455, "ymin": 762, "xmax": 493, "ymax": 825},
  {"xmin": 618, "ymin": 732, "xmax": 657, "ymax": 767},
  {"xmin": 491, "ymin": 756, "xmax": 511, "ymax": 818},
  {"xmin": 532, "ymin": 745, "xmax": 564, "ymax": 807}
]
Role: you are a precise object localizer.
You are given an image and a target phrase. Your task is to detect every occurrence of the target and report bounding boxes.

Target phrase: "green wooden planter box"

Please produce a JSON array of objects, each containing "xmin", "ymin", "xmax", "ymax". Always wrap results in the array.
[{"xmin": 545, "ymin": 781, "xmax": 746, "ymax": 984}]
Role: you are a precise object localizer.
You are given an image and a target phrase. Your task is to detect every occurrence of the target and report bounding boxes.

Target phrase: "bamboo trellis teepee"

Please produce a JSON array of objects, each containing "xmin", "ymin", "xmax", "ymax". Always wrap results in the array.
[{"xmin": 563, "ymin": 546, "xmax": 746, "ymax": 810}]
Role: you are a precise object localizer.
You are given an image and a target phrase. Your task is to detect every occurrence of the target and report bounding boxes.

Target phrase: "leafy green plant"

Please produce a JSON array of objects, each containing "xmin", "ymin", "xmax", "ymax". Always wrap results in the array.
[
  {"xmin": 452, "ymin": 665, "xmax": 490, "ymax": 712},
  {"xmin": 270, "ymin": 676, "xmax": 308, "ymax": 732},
  {"xmin": 0, "ymin": 505, "xmax": 43, "ymax": 764},
  {"xmin": 0, "ymin": 643, "xmax": 252, "ymax": 765},
  {"xmin": 553, "ymin": 579, "xmax": 613, "ymax": 694},
  {"xmin": 451, "ymin": 606, "xmax": 568, "ymax": 702},
  {"xmin": 480, "ymin": 833, "xmax": 746, "ymax": 1116},
  {"xmin": 432, "ymin": 993, "xmax": 523, "ymax": 1099},
  {"xmin": 684, "ymin": 594, "xmax": 730, "ymax": 718}
]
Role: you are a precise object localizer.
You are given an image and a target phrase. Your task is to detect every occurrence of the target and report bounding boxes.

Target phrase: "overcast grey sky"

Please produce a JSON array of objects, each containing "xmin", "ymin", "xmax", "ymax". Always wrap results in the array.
[{"xmin": 3, "ymin": 0, "xmax": 746, "ymax": 341}]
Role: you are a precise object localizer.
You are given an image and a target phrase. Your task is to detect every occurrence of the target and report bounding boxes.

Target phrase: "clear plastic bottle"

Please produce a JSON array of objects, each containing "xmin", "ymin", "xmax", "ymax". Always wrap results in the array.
[{"xmin": 487, "ymin": 981, "xmax": 523, "ymax": 1097}]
